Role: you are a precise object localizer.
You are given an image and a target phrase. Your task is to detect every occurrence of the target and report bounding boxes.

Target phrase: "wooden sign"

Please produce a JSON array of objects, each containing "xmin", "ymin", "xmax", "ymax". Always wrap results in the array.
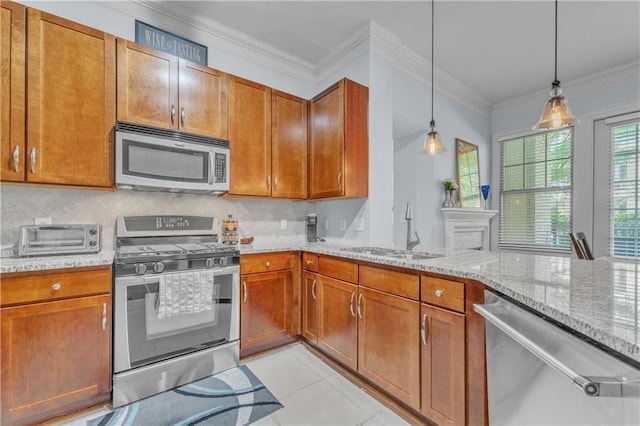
[{"xmin": 135, "ymin": 20, "xmax": 208, "ymax": 65}]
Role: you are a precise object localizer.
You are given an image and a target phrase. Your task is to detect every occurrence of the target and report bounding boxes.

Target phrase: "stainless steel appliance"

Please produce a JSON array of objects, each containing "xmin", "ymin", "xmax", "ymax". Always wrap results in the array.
[
  {"xmin": 115, "ymin": 121, "xmax": 230, "ymax": 194},
  {"xmin": 17, "ymin": 224, "xmax": 100, "ymax": 256},
  {"xmin": 475, "ymin": 291, "xmax": 640, "ymax": 425},
  {"xmin": 306, "ymin": 213, "xmax": 317, "ymax": 242},
  {"xmin": 112, "ymin": 215, "xmax": 240, "ymax": 407}
]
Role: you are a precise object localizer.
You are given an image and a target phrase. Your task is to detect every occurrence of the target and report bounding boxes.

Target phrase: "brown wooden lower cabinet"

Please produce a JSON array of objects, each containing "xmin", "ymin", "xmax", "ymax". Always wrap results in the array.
[
  {"xmin": 317, "ymin": 275, "xmax": 358, "ymax": 370},
  {"xmin": 421, "ymin": 303, "xmax": 466, "ymax": 426},
  {"xmin": 0, "ymin": 266, "xmax": 112, "ymax": 426},
  {"xmin": 240, "ymin": 270, "xmax": 295, "ymax": 357},
  {"xmin": 357, "ymin": 286, "xmax": 421, "ymax": 410},
  {"xmin": 302, "ymin": 271, "xmax": 319, "ymax": 343}
]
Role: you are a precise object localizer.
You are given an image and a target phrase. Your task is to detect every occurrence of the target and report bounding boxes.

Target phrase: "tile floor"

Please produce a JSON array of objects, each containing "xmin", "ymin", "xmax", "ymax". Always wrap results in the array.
[{"xmin": 57, "ymin": 343, "xmax": 409, "ymax": 425}]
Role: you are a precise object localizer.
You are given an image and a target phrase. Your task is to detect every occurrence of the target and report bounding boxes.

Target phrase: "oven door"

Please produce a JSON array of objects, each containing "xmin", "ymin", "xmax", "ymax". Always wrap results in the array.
[{"xmin": 113, "ymin": 265, "xmax": 239, "ymax": 374}]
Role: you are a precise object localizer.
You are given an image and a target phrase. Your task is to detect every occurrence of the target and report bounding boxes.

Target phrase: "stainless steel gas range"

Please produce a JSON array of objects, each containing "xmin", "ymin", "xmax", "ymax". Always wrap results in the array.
[{"xmin": 112, "ymin": 215, "xmax": 240, "ymax": 408}]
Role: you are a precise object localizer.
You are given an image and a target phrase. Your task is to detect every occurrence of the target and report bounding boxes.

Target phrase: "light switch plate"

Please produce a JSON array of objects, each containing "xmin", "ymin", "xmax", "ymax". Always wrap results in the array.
[
  {"xmin": 280, "ymin": 219, "xmax": 287, "ymax": 230},
  {"xmin": 340, "ymin": 219, "xmax": 346, "ymax": 231},
  {"xmin": 354, "ymin": 218, "xmax": 364, "ymax": 232}
]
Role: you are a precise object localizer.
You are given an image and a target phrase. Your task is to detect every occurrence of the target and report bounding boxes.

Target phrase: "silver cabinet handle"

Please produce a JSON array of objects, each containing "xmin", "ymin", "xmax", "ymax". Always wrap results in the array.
[
  {"xmin": 311, "ymin": 279, "xmax": 317, "ymax": 300},
  {"xmin": 274, "ymin": 176, "xmax": 278, "ymax": 191},
  {"xmin": 349, "ymin": 292, "xmax": 355, "ymax": 317},
  {"xmin": 180, "ymin": 106, "xmax": 185, "ymax": 126},
  {"xmin": 266, "ymin": 175, "xmax": 271, "ymax": 191},
  {"xmin": 337, "ymin": 171, "xmax": 342, "ymax": 190},
  {"xmin": 171, "ymin": 105, "xmax": 176, "ymax": 124},
  {"xmin": 51, "ymin": 282, "xmax": 61, "ymax": 291},
  {"xmin": 435, "ymin": 289, "xmax": 444, "ymax": 297},
  {"xmin": 12, "ymin": 146, "xmax": 19, "ymax": 172},
  {"xmin": 421, "ymin": 313, "xmax": 428, "ymax": 346},
  {"xmin": 357, "ymin": 293, "xmax": 363, "ymax": 318},
  {"xmin": 102, "ymin": 303, "xmax": 107, "ymax": 331},
  {"xmin": 243, "ymin": 281, "xmax": 247, "ymax": 303},
  {"xmin": 29, "ymin": 148, "xmax": 36, "ymax": 174}
]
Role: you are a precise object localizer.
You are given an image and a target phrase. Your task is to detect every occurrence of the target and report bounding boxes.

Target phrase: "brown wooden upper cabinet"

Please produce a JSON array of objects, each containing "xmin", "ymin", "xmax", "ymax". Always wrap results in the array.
[
  {"xmin": 1, "ymin": 1, "xmax": 25, "ymax": 183},
  {"xmin": 309, "ymin": 78, "xmax": 368, "ymax": 199},
  {"xmin": 116, "ymin": 39, "xmax": 227, "ymax": 140},
  {"xmin": 228, "ymin": 76, "xmax": 308, "ymax": 199},
  {"xmin": 1, "ymin": 5, "xmax": 115, "ymax": 187}
]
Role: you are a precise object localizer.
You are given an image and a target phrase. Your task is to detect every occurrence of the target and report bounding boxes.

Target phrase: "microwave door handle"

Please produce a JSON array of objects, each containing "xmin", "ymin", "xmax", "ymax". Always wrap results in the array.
[{"xmin": 209, "ymin": 154, "xmax": 214, "ymax": 184}]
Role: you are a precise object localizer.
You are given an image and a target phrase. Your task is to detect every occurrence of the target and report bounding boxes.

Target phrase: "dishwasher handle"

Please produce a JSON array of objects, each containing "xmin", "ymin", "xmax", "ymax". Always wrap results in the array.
[{"xmin": 474, "ymin": 299, "xmax": 625, "ymax": 398}]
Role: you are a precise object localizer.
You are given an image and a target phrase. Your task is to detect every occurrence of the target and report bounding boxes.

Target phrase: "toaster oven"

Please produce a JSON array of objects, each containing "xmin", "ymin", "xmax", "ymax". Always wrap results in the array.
[{"xmin": 18, "ymin": 224, "xmax": 101, "ymax": 256}]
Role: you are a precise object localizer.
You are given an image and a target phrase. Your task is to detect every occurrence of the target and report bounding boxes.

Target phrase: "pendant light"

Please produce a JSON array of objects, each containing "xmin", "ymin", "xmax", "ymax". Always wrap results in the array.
[
  {"xmin": 422, "ymin": 0, "xmax": 446, "ymax": 155},
  {"xmin": 533, "ymin": 0, "xmax": 578, "ymax": 130}
]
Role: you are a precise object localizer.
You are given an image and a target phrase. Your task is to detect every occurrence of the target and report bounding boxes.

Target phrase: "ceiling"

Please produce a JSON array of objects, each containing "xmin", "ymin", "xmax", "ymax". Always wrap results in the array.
[{"xmin": 145, "ymin": 1, "xmax": 639, "ymax": 108}]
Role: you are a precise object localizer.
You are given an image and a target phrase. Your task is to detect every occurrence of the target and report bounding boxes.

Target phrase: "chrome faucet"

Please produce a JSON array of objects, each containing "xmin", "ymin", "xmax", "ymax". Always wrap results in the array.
[{"xmin": 405, "ymin": 201, "xmax": 420, "ymax": 250}]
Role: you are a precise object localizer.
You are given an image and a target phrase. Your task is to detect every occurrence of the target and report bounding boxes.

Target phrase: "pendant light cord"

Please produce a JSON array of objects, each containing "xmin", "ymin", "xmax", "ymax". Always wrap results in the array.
[
  {"xmin": 430, "ymin": 0, "xmax": 435, "ymax": 123},
  {"xmin": 554, "ymin": 0, "xmax": 559, "ymax": 84}
]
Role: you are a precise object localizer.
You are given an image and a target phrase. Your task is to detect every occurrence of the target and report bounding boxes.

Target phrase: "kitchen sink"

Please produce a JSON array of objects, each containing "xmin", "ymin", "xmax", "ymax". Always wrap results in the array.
[{"xmin": 340, "ymin": 246, "xmax": 441, "ymax": 260}]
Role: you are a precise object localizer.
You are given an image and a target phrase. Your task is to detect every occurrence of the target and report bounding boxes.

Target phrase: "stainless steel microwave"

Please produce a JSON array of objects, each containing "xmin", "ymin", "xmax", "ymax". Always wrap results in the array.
[{"xmin": 115, "ymin": 122, "xmax": 229, "ymax": 194}]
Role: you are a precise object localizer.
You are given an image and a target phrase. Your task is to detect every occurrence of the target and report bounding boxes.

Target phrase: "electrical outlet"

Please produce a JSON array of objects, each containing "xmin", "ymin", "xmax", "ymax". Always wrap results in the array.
[
  {"xmin": 280, "ymin": 219, "xmax": 287, "ymax": 230},
  {"xmin": 34, "ymin": 217, "xmax": 51, "ymax": 225},
  {"xmin": 340, "ymin": 219, "xmax": 346, "ymax": 231},
  {"xmin": 354, "ymin": 218, "xmax": 364, "ymax": 232}
]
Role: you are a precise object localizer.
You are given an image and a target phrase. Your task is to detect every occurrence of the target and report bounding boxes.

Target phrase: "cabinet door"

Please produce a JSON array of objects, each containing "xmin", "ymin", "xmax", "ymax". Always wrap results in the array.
[
  {"xmin": 317, "ymin": 275, "xmax": 358, "ymax": 370},
  {"xmin": 421, "ymin": 304, "xmax": 466, "ymax": 426},
  {"xmin": 1, "ymin": 1, "xmax": 25, "ymax": 182},
  {"xmin": 178, "ymin": 60, "xmax": 227, "ymax": 139},
  {"xmin": 358, "ymin": 286, "xmax": 421, "ymax": 410},
  {"xmin": 228, "ymin": 75, "xmax": 271, "ymax": 196},
  {"xmin": 240, "ymin": 270, "xmax": 294, "ymax": 357},
  {"xmin": 0, "ymin": 294, "xmax": 111, "ymax": 425},
  {"xmin": 302, "ymin": 271, "xmax": 318, "ymax": 344},
  {"xmin": 116, "ymin": 38, "xmax": 178, "ymax": 130},
  {"xmin": 271, "ymin": 90, "xmax": 307, "ymax": 199},
  {"xmin": 309, "ymin": 80, "xmax": 344, "ymax": 199},
  {"xmin": 27, "ymin": 9, "xmax": 115, "ymax": 187}
]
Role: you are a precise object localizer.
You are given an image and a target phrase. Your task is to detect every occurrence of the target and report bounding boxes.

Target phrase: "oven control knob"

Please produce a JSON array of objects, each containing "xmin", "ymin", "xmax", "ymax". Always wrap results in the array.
[
  {"xmin": 134, "ymin": 263, "xmax": 147, "ymax": 275},
  {"xmin": 153, "ymin": 262, "xmax": 164, "ymax": 273},
  {"xmin": 205, "ymin": 258, "xmax": 215, "ymax": 268},
  {"xmin": 219, "ymin": 256, "xmax": 229, "ymax": 267}
]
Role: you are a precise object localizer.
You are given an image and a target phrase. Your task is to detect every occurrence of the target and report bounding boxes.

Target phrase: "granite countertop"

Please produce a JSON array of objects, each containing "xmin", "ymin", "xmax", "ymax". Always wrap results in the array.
[
  {"xmin": 240, "ymin": 242, "xmax": 640, "ymax": 365},
  {"xmin": 2, "ymin": 242, "xmax": 638, "ymax": 365},
  {"xmin": 0, "ymin": 250, "xmax": 115, "ymax": 273}
]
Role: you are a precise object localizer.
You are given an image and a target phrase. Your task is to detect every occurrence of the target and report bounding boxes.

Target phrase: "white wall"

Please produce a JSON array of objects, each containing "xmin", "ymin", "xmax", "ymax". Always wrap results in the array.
[{"xmin": 490, "ymin": 67, "xmax": 640, "ymax": 255}]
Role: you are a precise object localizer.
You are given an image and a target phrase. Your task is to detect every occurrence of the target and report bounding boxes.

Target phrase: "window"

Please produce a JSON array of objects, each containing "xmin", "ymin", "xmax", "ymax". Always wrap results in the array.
[
  {"xmin": 499, "ymin": 128, "xmax": 573, "ymax": 252},
  {"xmin": 610, "ymin": 121, "xmax": 639, "ymax": 257}
]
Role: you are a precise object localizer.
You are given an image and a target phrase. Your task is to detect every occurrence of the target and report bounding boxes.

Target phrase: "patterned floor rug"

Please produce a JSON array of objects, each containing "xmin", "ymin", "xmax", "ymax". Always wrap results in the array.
[{"xmin": 87, "ymin": 365, "xmax": 282, "ymax": 425}]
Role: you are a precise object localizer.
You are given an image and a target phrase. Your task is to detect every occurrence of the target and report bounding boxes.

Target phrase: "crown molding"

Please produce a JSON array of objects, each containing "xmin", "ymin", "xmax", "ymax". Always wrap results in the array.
[{"xmin": 492, "ymin": 61, "xmax": 640, "ymax": 118}]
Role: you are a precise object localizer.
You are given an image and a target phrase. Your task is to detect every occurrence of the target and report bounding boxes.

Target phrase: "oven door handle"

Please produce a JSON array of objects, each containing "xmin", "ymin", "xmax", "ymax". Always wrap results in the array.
[{"xmin": 115, "ymin": 266, "xmax": 239, "ymax": 287}]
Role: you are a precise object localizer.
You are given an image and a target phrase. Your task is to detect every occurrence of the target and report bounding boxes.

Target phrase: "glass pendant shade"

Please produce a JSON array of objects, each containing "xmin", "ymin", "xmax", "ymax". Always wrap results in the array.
[
  {"xmin": 533, "ymin": 81, "xmax": 578, "ymax": 130},
  {"xmin": 423, "ymin": 120, "xmax": 447, "ymax": 155}
]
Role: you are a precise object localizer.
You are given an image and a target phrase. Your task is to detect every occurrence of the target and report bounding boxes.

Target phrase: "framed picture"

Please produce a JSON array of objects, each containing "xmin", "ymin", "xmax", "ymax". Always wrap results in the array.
[{"xmin": 135, "ymin": 20, "xmax": 208, "ymax": 65}]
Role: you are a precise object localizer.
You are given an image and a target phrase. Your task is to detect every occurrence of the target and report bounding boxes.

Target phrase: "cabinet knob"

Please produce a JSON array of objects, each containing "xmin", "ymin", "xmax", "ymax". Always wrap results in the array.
[
  {"xmin": 265, "ymin": 261, "xmax": 270, "ymax": 267},
  {"xmin": 306, "ymin": 260, "xmax": 312, "ymax": 266},
  {"xmin": 52, "ymin": 282, "xmax": 61, "ymax": 291},
  {"xmin": 435, "ymin": 289, "xmax": 444, "ymax": 297}
]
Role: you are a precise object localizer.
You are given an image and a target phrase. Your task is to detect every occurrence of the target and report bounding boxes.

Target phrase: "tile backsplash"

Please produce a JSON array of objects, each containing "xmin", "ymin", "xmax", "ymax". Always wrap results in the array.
[{"xmin": 0, "ymin": 185, "xmax": 313, "ymax": 251}]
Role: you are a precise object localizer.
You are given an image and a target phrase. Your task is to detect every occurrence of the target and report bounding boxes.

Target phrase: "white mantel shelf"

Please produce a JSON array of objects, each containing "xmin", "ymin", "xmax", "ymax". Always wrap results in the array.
[{"xmin": 441, "ymin": 208, "xmax": 498, "ymax": 250}]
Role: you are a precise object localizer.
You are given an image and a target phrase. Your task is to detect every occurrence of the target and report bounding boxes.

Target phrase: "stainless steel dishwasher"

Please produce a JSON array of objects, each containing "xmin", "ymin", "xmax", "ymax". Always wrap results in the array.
[{"xmin": 475, "ymin": 290, "xmax": 640, "ymax": 425}]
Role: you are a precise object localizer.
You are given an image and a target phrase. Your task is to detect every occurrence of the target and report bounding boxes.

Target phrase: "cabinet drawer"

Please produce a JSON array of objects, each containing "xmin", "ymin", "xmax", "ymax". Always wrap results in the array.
[
  {"xmin": 359, "ymin": 265, "xmax": 419, "ymax": 300},
  {"xmin": 421, "ymin": 275, "xmax": 465, "ymax": 313},
  {"xmin": 318, "ymin": 256, "xmax": 358, "ymax": 283},
  {"xmin": 1, "ymin": 266, "xmax": 112, "ymax": 306},
  {"xmin": 302, "ymin": 252, "xmax": 318, "ymax": 272},
  {"xmin": 240, "ymin": 252, "xmax": 293, "ymax": 274}
]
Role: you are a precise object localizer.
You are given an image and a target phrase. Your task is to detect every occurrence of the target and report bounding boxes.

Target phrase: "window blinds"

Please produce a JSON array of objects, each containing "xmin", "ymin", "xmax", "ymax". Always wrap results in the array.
[
  {"xmin": 608, "ymin": 120, "xmax": 639, "ymax": 258},
  {"xmin": 499, "ymin": 129, "xmax": 573, "ymax": 252}
]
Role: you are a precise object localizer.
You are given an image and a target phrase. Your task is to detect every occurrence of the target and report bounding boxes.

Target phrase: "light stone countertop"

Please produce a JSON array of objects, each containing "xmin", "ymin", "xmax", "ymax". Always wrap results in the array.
[
  {"xmin": 0, "ymin": 250, "xmax": 115, "ymax": 273},
  {"xmin": 240, "ymin": 242, "xmax": 640, "ymax": 365},
  {"xmin": 2, "ymin": 243, "xmax": 638, "ymax": 365}
]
